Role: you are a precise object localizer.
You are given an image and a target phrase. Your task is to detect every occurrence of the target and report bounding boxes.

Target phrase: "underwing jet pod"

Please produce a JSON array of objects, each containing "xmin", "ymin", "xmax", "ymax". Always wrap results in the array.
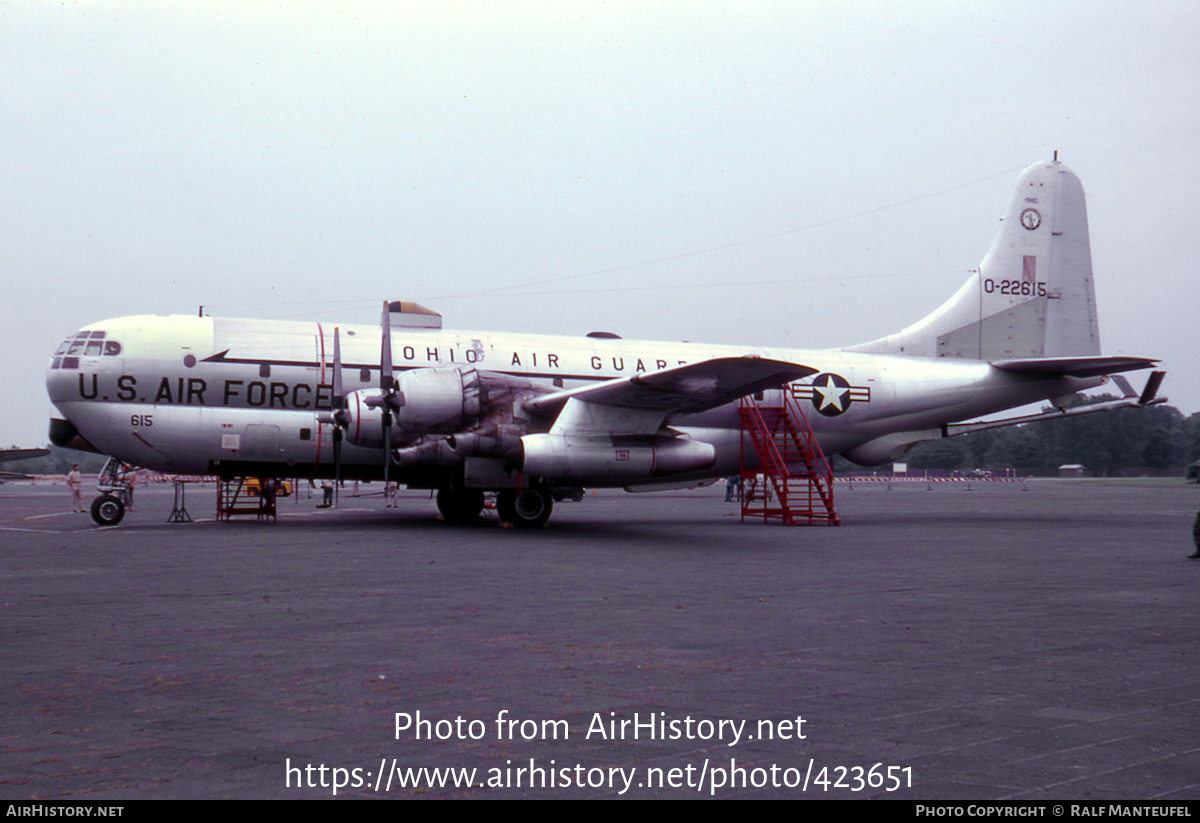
[{"xmin": 46, "ymin": 158, "xmax": 1163, "ymax": 526}]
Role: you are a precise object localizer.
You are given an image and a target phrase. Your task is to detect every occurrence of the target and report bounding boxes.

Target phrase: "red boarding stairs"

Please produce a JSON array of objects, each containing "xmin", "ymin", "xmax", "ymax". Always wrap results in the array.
[
  {"xmin": 739, "ymin": 393, "xmax": 839, "ymax": 526},
  {"xmin": 216, "ymin": 478, "xmax": 276, "ymax": 522}
]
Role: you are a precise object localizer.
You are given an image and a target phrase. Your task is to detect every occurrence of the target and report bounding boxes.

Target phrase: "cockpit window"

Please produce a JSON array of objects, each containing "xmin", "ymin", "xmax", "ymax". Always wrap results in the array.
[{"xmin": 51, "ymin": 331, "xmax": 120, "ymax": 369}]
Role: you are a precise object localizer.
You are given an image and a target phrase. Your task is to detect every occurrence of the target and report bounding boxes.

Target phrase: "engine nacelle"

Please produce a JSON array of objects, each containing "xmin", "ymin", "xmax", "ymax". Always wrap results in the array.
[
  {"xmin": 520, "ymin": 434, "xmax": 716, "ymax": 481},
  {"xmin": 339, "ymin": 366, "xmax": 482, "ymax": 448},
  {"xmin": 446, "ymin": 423, "xmax": 527, "ymax": 460},
  {"xmin": 394, "ymin": 437, "xmax": 461, "ymax": 468}
]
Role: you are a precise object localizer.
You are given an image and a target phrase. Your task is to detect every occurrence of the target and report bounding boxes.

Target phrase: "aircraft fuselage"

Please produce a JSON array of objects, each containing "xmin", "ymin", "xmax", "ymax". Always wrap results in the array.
[{"xmin": 46, "ymin": 313, "xmax": 1101, "ymax": 482}]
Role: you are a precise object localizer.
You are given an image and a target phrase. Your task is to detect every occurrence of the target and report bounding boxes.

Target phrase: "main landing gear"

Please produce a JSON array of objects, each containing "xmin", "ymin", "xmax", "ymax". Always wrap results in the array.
[
  {"xmin": 90, "ymin": 494, "xmax": 125, "ymax": 526},
  {"xmin": 496, "ymin": 488, "xmax": 553, "ymax": 528},
  {"xmin": 436, "ymin": 487, "xmax": 485, "ymax": 524},
  {"xmin": 435, "ymin": 486, "xmax": 553, "ymax": 527}
]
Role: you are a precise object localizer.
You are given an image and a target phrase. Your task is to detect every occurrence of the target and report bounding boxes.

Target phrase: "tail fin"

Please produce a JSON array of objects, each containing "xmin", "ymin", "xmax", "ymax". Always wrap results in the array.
[{"xmin": 847, "ymin": 159, "xmax": 1101, "ymax": 360}]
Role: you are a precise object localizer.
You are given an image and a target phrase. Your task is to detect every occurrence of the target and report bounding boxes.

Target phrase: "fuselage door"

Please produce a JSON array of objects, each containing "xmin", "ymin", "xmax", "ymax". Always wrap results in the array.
[{"xmin": 241, "ymin": 424, "xmax": 282, "ymax": 459}]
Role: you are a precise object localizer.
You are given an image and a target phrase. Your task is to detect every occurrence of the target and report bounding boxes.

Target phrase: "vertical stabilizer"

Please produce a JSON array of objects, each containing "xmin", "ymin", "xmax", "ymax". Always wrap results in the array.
[{"xmin": 847, "ymin": 160, "xmax": 1101, "ymax": 360}]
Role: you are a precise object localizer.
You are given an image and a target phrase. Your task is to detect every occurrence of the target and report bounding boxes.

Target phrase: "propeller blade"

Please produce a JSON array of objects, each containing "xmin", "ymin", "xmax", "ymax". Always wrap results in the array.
[
  {"xmin": 332, "ymin": 326, "xmax": 344, "ymax": 407},
  {"xmin": 333, "ymin": 428, "xmax": 342, "ymax": 507},
  {"xmin": 380, "ymin": 301, "xmax": 394, "ymax": 492},
  {"xmin": 380, "ymin": 301, "xmax": 394, "ymax": 394},
  {"xmin": 383, "ymin": 409, "xmax": 392, "ymax": 490},
  {"xmin": 332, "ymin": 327, "xmax": 345, "ymax": 507}
]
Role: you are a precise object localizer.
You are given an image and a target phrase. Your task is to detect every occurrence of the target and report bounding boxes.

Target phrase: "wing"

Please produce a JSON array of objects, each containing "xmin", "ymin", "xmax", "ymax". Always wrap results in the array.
[
  {"xmin": 0, "ymin": 448, "xmax": 49, "ymax": 463},
  {"xmin": 523, "ymin": 357, "xmax": 816, "ymax": 435}
]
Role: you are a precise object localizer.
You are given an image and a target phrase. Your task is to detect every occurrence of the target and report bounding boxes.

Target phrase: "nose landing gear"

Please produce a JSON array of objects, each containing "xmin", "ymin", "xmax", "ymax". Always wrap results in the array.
[{"xmin": 90, "ymin": 494, "xmax": 125, "ymax": 526}]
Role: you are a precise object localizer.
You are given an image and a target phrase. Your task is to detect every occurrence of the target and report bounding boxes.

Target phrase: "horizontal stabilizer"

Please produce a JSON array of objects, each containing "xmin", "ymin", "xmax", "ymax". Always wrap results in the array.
[{"xmin": 990, "ymin": 355, "xmax": 1158, "ymax": 378}]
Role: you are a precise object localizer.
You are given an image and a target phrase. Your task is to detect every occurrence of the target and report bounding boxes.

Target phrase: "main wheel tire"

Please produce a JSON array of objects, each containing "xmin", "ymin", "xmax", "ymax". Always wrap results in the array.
[
  {"xmin": 496, "ymin": 489, "xmax": 553, "ymax": 528},
  {"xmin": 90, "ymin": 495, "xmax": 125, "ymax": 526},
  {"xmin": 436, "ymin": 488, "xmax": 485, "ymax": 523}
]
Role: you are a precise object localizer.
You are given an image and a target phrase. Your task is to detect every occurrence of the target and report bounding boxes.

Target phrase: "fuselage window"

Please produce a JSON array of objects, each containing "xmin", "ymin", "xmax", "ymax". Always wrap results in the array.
[
  {"xmin": 259, "ymin": 364, "xmax": 271, "ymax": 378},
  {"xmin": 360, "ymin": 368, "xmax": 371, "ymax": 383}
]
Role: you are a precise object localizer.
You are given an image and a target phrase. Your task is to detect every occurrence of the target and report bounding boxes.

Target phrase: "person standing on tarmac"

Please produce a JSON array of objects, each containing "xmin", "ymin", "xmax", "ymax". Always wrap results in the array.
[
  {"xmin": 126, "ymin": 468, "xmax": 137, "ymax": 510},
  {"xmin": 67, "ymin": 464, "xmax": 83, "ymax": 513}
]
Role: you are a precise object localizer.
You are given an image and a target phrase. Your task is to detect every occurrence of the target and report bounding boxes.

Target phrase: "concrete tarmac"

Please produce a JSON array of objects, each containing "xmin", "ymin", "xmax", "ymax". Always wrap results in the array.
[{"xmin": 1, "ymin": 478, "xmax": 1197, "ymax": 799}]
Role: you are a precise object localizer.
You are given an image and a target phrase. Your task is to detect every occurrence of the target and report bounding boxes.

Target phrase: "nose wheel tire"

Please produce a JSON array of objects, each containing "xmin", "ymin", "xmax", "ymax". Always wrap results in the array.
[
  {"xmin": 90, "ymin": 495, "xmax": 125, "ymax": 526},
  {"xmin": 496, "ymin": 489, "xmax": 552, "ymax": 528}
]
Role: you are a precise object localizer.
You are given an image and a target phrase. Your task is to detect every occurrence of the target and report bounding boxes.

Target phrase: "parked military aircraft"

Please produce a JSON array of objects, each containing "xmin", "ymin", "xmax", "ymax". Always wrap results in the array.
[{"xmin": 46, "ymin": 158, "xmax": 1163, "ymax": 526}]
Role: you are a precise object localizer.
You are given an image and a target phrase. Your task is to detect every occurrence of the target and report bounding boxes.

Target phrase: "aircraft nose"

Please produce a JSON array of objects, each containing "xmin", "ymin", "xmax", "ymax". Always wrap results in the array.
[{"xmin": 48, "ymin": 417, "xmax": 100, "ymax": 453}]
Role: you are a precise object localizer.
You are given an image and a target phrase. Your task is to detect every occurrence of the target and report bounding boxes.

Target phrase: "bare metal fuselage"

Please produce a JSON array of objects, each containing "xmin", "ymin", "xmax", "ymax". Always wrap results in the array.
[{"xmin": 46, "ymin": 313, "xmax": 1100, "ymax": 484}]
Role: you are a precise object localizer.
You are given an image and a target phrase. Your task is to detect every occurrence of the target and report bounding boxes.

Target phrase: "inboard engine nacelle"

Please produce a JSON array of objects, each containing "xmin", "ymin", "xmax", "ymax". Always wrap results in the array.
[{"xmin": 340, "ymin": 366, "xmax": 483, "ymax": 448}]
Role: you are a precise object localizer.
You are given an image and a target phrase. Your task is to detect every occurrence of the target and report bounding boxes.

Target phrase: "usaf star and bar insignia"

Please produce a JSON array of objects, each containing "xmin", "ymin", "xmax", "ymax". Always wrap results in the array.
[{"xmin": 791, "ymin": 372, "xmax": 871, "ymax": 417}]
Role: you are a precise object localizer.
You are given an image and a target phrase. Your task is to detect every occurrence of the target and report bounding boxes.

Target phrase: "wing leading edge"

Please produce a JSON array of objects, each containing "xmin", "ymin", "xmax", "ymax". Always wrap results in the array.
[{"xmin": 523, "ymin": 357, "xmax": 817, "ymax": 435}]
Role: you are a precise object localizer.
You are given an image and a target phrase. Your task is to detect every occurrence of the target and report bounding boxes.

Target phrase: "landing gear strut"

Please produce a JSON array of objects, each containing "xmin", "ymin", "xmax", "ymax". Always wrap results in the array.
[{"xmin": 496, "ymin": 488, "xmax": 553, "ymax": 528}]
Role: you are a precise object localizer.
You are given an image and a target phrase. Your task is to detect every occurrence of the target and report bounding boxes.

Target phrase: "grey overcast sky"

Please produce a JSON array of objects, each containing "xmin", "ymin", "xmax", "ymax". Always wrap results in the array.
[{"xmin": 3, "ymin": 1, "xmax": 1197, "ymax": 447}]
